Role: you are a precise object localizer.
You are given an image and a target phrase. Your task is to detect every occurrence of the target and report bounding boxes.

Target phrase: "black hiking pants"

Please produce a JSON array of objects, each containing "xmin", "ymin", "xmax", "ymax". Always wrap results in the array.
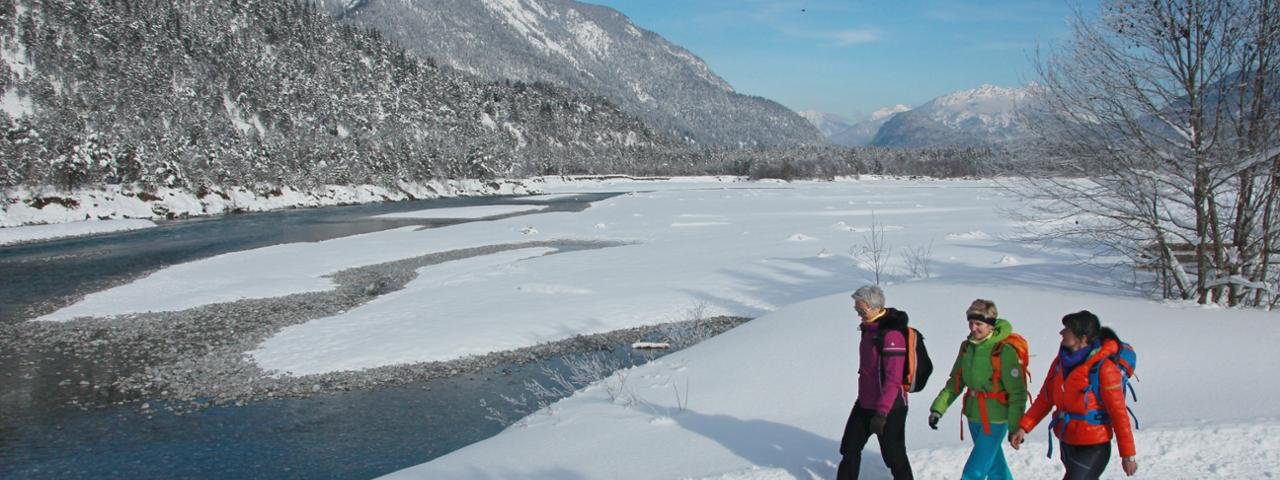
[
  {"xmin": 1060, "ymin": 442, "xmax": 1111, "ymax": 480},
  {"xmin": 837, "ymin": 405, "xmax": 913, "ymax": 480}
]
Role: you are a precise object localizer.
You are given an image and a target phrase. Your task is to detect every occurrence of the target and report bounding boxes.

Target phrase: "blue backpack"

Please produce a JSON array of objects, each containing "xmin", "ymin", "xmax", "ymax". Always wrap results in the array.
[{"xmin": 1046, "ymin": 341, "xmax": 1139, "ymax": 458}]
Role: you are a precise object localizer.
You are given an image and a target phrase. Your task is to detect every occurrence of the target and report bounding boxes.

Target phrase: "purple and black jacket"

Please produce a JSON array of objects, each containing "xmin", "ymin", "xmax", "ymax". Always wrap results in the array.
[{"xmin": 856, "ymin": 307, "xmax": 910, "ymax": 415}]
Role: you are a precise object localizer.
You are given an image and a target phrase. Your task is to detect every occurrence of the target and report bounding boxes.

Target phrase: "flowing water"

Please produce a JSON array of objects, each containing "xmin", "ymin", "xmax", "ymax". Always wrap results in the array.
[
  {"xmin": 0, "ymin": 193, "xmax": 612, "ymax": 324},
  {"xmin": 0, "ymin": 192, "xmax": 738, "ymax": 479}
]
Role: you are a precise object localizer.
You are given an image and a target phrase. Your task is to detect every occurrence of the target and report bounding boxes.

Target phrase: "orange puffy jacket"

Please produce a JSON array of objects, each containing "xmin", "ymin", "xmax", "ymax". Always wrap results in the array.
[{"xmin": 1018, "ymin": 339, "xmax": 1136, "ymax": 458}]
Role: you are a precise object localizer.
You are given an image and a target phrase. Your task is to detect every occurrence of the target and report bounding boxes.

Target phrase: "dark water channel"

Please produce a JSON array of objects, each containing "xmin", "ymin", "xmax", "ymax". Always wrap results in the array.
[
  {"xmin": 0, "ymin": 335, "xmax": 684, "ymax": 479},
  {"xmin": 1, "ymin": 192, "xmax": 704, "ymax": 479},
  {"xmin": 0, "ymin": 192, "xmax": 616, "ymax": 324}
]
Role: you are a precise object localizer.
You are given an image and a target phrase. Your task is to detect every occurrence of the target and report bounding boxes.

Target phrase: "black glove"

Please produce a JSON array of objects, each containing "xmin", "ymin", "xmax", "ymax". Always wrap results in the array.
[
  {"xmin": 928, "ymin": 411, "xmax": 941, "ymax": 430},
  {"xmin": 869, "ymin": 414, "xmax": 887, "ymax": 435}
]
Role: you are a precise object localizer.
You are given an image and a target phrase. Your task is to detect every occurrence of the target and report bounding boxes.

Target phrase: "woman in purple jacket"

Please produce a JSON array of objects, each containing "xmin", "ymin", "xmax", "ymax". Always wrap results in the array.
[{"xmin": 837, "ymin": 284, "xmax": 914, "ymax": 480}]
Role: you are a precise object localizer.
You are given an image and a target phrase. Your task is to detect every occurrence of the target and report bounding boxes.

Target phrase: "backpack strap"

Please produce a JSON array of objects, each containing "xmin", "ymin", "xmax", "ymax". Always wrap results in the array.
[
  {"xmin": 1097, "ymin": 354, "xmax": 1141, "ymax": 429},
  {"xmin": 1082, "ymin": 354, "xmax": 1138, "ymax": 425},
  {"xmin": 1047, "ymin": 427, "xmax": 1055, "ymax": 458},
  {"xmin": 1110, "ymin": 359, "xmax": 1142, "ymax": 429},
  {"xmin": 991, "ymin": 342, "xmax": 1005, "ymax": 396},
  {"xmin": 966, "ymin": 390, "xmax": 1008, "ymax": 435},
  {"xmin": 956, "ymin": 342, "xmax": 968, "ymax": 441},
  {"xmin": 1045, "ymin": 409, "xmax": 1117, "ymax": 458},
  {"xmin": 904, "ymin": 328, "xmax": 918, "ymax": 389}
]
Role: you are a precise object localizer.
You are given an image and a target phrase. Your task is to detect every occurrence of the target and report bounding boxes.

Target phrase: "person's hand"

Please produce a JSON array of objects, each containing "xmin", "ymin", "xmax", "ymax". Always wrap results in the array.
[
  {"xmin": 1122, "ymin": 456, "xmax": 1138, "ymax": 476},
  {"xmin": 869, "ymin": 414, "xmax": 887, "ymax": 435},
  {"xmin": 1009, "ymin": 428, "xmax": 1027, "ymax": 450},
  {"xmin": 927, "ymin": 411, "xmax": 941, "ymax": 430}
]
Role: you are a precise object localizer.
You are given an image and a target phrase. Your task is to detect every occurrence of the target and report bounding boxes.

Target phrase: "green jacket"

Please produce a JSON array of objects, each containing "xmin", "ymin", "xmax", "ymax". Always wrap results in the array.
[{"xmin": 929, "ymin": 318, "xmax": 1028, "ymax": 428}]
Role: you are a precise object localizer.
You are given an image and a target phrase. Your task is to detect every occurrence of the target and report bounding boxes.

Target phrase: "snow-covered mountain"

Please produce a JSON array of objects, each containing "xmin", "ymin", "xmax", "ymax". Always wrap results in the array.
[
  {"xmin": 0, "ymin": 0, "xmax": 680, "ymax": 194},
  {"xmin": 324, "ymin": 0, "xmax": 825, "ymax": 147},
  {"xmin": 830, "ymin": 104, "xmax": 912, "ymax": 146},
  {"xmin": 797, "ymin": 110, "xmax": 854, "ymax": 139},
  {"xmin": 871, "ymin": 84, "xmax": 1032, "ymax": 147}
]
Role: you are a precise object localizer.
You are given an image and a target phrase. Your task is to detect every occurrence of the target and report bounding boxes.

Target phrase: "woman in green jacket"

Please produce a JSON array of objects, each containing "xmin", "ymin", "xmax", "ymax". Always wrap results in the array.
[{"xmin": 928, "ymin": 299, "xmax": 1029, "ymax": 480}]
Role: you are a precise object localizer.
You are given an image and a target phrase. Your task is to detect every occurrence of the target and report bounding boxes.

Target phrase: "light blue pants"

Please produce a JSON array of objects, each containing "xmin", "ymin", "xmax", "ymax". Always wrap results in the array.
[{"xmin": 962, "ymin": 420, "xmax": 1012, "ymax": 480}]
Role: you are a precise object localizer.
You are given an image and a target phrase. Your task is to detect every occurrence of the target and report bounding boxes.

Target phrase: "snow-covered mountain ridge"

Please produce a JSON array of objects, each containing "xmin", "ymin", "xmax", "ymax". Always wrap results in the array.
[
  {"xmin": 930, "ymin": 84, "xmax": 1030, "ymax": 128},
  {"xmin": 326, "ymin": 0, "xmax": 825, "ymax": 147},
  {"xmin": 871, "ymin": 84, "xmax": 1034, "ymax": 147}
]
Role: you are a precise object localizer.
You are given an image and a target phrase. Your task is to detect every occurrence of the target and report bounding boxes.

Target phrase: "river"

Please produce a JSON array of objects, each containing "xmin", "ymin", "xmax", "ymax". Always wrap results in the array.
[
  {"xmin": 0, "ymin": 193, "xmax": 610, "ymax": 324},
  {"xmin": 0, "ymin": 193, "xmax": 743, "ymax": 479}
]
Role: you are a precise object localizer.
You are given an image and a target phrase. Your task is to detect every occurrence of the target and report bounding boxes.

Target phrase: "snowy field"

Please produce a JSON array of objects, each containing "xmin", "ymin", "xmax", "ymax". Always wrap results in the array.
[{"xmin": 33, "ymin": 177, "xmax": 1280, "ymax": 479}]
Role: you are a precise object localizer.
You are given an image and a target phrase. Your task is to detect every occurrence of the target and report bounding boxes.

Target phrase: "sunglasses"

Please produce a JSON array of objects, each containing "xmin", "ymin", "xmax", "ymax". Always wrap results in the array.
[{"xmin": 966, "ymin": 313, "xmax": 993, "ymax": 322}]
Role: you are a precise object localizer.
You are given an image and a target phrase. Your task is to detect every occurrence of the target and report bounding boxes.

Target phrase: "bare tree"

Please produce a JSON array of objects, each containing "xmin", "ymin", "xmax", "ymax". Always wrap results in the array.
[
  {"xmin": 903, "ymin": 240, "xmax": 935, "ymax": 280},
  {"xmin": 1015, "ymin": 0, "xmax": 1280, "ymax": 307},
  {"xmin": 851, "ymin": 213, "xmax": 894, "ymax": 284}
]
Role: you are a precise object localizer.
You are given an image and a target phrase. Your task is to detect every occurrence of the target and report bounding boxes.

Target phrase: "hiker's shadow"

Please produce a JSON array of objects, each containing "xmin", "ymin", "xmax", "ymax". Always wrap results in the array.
[{"xmin": 673, "ymin": 409, "xmax": 855, "ymax": 479}]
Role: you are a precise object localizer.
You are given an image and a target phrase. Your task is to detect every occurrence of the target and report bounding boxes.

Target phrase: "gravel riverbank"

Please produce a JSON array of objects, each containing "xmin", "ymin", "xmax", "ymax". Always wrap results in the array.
[{"xmin": 0, "ymin": 239, "xmax": 746, "ymax": 420}]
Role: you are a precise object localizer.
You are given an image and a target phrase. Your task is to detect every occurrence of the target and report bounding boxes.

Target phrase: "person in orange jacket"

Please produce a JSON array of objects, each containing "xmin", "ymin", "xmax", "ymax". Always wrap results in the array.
[{"xmin": 1009, "ymin": 311, "xmax": 1137, "ymax": 479}]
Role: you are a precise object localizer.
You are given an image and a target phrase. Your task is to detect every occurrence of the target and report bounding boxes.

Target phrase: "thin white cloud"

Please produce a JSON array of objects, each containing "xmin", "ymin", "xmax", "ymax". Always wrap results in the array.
[
  {"xmin": 777, "ymin": 26, "xmax": 881, "ymax": 47},
  {"xmin": 829, "ymin": 29, "xmax": 880, "ymax": 46}
]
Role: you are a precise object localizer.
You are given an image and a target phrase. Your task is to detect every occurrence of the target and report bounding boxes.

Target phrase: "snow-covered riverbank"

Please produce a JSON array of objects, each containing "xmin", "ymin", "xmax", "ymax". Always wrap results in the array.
[
  {"xmin": 0, "ymin": 218, "xmax": 157, "ymax": 246},
  {"xmin": 0, "ymin": 175, "xmax": 756, "ymax": 243},
  {"xmin": 0, "ymin": 178, "xmax": 536, "ymax": 229}
]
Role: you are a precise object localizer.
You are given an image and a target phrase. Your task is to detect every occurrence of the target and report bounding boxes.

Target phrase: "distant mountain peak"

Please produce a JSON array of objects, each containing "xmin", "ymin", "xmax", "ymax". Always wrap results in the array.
[
  {"xmin": 870, "ymin": 84, "xmax": 1033, "ymax": 147},
  {"xmin": 868, "ymin": 104, "xmax": 911, "ymax": 122},
  {"xmin": 798, "ymin": 110, "xmax": 854, "ymax": 138},
  {"xmin": 827, "ymin": 105, "xmax": 912, "ymax": 147},
  {"xmin": 931, "ymin": 84, "xmax": 1029, "ymax": 111},
  {"xmin": 797, "ymin": 109, "xmax": 849, "ymax": 123}
]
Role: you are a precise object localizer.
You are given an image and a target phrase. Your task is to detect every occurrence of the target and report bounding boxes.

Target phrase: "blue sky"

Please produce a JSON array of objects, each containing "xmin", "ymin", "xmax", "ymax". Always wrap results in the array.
[{"xmin": 584, "ymin": 0, "xmax": 1084, "ymax": 122}]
